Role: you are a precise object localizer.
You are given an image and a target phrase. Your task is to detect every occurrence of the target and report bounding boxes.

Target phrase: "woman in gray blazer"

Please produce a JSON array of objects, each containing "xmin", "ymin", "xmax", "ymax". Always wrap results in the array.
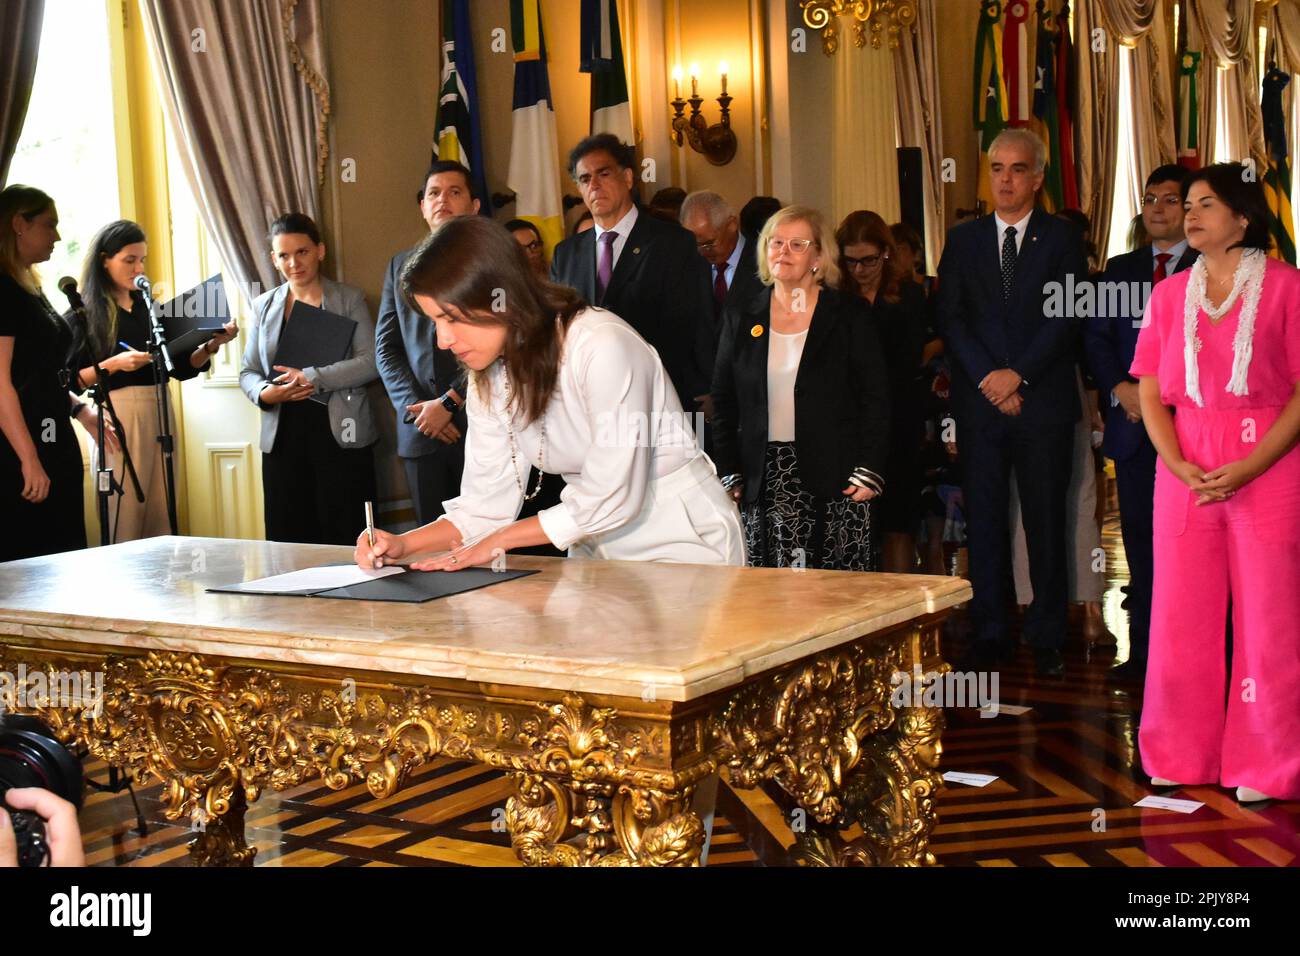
[{"xmin": 239, "ymin": 213, "xmax": 379, "ymax": 544}]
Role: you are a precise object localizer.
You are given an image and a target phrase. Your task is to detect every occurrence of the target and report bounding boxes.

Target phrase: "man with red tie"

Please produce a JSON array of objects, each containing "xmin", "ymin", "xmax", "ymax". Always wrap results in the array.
[{"xmin": 1085, "ymin": 164, "xmax": 1197, "ymax": 682}]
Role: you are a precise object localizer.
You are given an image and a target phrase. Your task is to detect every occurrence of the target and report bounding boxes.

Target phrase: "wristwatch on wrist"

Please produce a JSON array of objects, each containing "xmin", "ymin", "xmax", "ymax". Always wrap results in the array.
[{"xmin": 439, "ymin": 391, "xmax": 460, "ymax": 414}]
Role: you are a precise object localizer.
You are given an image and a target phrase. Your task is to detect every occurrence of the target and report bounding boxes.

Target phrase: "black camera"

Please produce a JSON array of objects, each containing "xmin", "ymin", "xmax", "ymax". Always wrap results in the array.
[{"xmin": 0, "ymin": 715, "xmax": 84, "ymax": 867}]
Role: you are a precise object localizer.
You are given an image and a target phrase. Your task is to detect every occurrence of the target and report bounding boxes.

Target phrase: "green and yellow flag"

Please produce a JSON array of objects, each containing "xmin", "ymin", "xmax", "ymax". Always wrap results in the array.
[
  {"xmin": 974, "ymin": 0, "xmax": 1008, "ymax": 209},
  {"xmin": 1262, "ymin": 65, "xmax": 1296, "ymax": 264}
]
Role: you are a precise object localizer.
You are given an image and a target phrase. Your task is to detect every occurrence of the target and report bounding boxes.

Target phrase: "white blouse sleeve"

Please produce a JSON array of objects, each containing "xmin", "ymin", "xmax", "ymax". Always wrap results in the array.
[
  {"xmin": 537, "ymin": 323, "xmax": 656, "ymax": 550},
  {"xmin": 437, "ymin": 378, "xmax": 527, "ymax": 542}
]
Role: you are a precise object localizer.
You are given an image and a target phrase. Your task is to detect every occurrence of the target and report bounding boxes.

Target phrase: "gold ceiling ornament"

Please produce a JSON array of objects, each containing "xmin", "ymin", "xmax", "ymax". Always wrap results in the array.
[{"xmin": 800, "ymin": 0, "xmax": 918, "ymax": 54}]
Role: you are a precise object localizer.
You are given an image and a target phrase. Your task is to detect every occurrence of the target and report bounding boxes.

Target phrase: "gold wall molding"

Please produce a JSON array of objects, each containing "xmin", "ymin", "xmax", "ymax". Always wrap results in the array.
[{"xmin": 801, "ymin": 0, "xmax": 918, "ymax": 54}]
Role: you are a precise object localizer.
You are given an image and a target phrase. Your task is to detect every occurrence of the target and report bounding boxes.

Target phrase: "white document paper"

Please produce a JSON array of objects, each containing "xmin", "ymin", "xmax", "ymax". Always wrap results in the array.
[
  {"xmin": 980, "ymin": 702, "xmax": 1033, "ymax": 717},
  {"xmin": 942, "ymin": 771, "xmax": 999, "ymax": 787},
  {"xmin": 237, "ymin": 564, "xmax": 405, "ymax": 593},
  {"xmin": 1134, "ymin": 795, "xmax": 1204, "ymax": 814}
]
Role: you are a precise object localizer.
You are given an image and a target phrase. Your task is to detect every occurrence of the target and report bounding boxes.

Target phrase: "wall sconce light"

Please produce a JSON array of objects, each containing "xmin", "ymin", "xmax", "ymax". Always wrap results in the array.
[
  {"xmin": 800, "ymin": 1, "xmax": 917, "ymax": 55},
  {"xmin": 669, "ymin": 61, "xmax": 737, "ymax": 166}
]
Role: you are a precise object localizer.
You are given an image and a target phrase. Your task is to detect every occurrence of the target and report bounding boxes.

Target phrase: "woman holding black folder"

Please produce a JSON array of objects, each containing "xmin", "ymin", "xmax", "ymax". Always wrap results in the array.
[
  {"xmin": 240, "ymin": 213, "xmax": 379, "ymax": 545},
  {"xmin": 70, "ymin": 219, "xmax": 237, "ymax": 542}
]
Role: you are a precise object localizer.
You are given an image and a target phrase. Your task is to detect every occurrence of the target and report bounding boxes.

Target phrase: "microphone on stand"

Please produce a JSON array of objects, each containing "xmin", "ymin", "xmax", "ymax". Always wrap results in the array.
[
  {"xmin": 58, "ymin": 276, "xmax": 87, "ymax": 316},
  {"xmin": 132, "ymin": 273, "xmax": 152, "ymax": 296}
]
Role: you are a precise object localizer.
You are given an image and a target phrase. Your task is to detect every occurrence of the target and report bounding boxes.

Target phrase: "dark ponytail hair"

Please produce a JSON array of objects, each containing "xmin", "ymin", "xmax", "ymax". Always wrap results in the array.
[
  {"xmin": 400, "ymin": 215, "xmax": 585, "ymax": 425},
  {"xmin": 268, "ymin": 212, "xmax": 323, "ymax": 246},
  {"xmin": 79, "ymin": 219, "xmax": 147, "ymax": 360}
]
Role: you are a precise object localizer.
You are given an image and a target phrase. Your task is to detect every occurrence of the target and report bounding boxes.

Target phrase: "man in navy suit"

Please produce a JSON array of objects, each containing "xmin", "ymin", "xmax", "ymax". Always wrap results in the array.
[
  {"xmin": 376, "ymin": 160, "xmax": 477, "ymax": 524},
  {"xmin": 551, "ymin": 134, "xmax": 714, "ymax": 419},
  {"xmin": 679, "ymin": 190, "xmax": 764, "ymax": 444},
  {"xmin": 936, "ymin": 129, "xmax": 1088, "ymax": 677},
  {"xmin": 1085, "ymin": 164, "xmax": 1196, "ymax": 683}
]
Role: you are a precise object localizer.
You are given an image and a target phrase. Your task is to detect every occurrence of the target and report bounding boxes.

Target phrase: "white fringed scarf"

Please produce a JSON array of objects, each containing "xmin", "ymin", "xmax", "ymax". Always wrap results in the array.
[{"xmin": 1183, "ymin": 248, "xmax": 1265, "ymax": 407}]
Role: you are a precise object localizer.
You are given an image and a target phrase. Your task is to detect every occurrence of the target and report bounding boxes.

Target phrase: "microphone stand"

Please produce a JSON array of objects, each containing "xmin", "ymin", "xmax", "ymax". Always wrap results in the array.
[
  {"xmin": 88, "ymin": 364, "xmax": 144, "ymax": 547},
  {"xmin": 140, "ymin": 283, "xmax": 180, "ymax": 536}
]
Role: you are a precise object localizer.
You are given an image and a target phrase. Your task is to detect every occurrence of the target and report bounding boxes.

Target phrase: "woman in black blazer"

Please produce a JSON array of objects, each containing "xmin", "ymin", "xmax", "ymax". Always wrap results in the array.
[{"xmin": 711, "ymin": 204, "xmax": 890, "ymax": 570}]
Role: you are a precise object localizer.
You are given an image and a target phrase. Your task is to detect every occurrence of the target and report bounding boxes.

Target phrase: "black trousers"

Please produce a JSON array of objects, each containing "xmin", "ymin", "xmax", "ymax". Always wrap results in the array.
[
  {"xmin": 1114, "ymin": 440, "xmax": 1156, "ymax": 660},
  {"xmin": 403, "ymin": 444, "xmax": 466, "ymax": 526},
  {"xmin": 960, "ymin": 413, "xmax": 1074, "ymax": 650},
  {"xmin": 262, "ymin": 399, "xmax": 376, "ymax": 546}
]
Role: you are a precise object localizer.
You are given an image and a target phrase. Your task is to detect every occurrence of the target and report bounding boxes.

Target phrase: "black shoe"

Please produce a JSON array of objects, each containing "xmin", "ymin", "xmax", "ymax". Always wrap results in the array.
[
  {"xmin": 1033, "ymin": 648, "xmax": 1065, "ymax": 678},
  {"xmin": 1108, "ymin": 657, "xmax": 1147, "ymax": 684}
]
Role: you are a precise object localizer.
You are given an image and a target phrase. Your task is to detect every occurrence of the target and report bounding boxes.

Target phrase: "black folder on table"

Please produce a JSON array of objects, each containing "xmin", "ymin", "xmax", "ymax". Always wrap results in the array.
[
  {"xmin": 207, "ymin": 566, "xmax": 538, "ymax": 603},
  {"xmin": 272, "ymin": 301, "xmax": 357, "ymax": 404}
]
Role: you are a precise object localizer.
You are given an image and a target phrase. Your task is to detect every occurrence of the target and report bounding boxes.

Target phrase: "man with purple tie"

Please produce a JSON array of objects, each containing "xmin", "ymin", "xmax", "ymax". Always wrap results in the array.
[
  {"xmin": 550, "ymin": 134, "xmax": 714, "ymax": 421},
  {"xmin": 1086, "ymin": 164, "xmax": 1197, "ymax": 683}
]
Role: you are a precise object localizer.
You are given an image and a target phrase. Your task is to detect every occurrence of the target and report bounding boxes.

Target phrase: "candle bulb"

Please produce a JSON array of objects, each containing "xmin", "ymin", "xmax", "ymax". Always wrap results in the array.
[
  {"xmin": 672, "ymin": 65, "xmax": 682, "ymax": 99},
  {"xmin": 719, "ymin": 61, "xmax": 729, "ymax": 96},
  {"xmin": 689, "ymin": 63, "xmax": 699, "ymax": 97}
]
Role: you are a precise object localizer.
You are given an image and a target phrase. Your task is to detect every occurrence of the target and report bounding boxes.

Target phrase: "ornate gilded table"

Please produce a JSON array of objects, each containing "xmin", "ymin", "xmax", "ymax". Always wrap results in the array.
[{"xmin": 0, "ymin": 537, "xmax": 969, "ymax": 867}]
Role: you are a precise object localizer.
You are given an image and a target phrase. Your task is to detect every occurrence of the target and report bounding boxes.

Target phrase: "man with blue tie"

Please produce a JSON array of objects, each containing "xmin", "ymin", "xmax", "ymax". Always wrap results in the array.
[
  {"xmin": 936, "ymin": 129, "xmax": 1089, "ymax": 678},
  {"xmin": 1086, "ymin": 164, "xmax": 1196, "ymax": 683}
]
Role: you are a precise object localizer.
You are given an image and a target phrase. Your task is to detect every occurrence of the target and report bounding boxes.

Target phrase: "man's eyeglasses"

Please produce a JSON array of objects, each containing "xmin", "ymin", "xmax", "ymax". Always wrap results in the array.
[
  {"xmin": 767, "ymin": 237, "xmax": 814, "ymax": 253},
  {"xmin": 1142, "ymin": 195, "xmax": 1182, "ymax": 207},
  {"xmin": 844, "ymin": 253, "xmax": 884, "ymax": 269}
]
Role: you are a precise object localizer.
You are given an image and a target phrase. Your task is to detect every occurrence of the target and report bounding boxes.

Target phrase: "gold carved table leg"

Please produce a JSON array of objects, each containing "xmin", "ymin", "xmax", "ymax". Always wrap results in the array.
[{"xmin": 709, "ymin": 618, "xmax": 948, "ymax": 867}]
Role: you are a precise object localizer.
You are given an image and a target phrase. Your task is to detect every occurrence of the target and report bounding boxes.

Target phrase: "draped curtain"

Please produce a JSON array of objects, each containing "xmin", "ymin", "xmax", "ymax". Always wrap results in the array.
[
  {"xmin": 0, "ymin": 0, "xmax": 44, "ymax": 185},
  {"xmin": 893, "ymin": 0, "xmax": 945, "ymax": 268},
  {"xmin": 1190, "ymin": 0, "xmax": 1266, "ymax": 169},
  {"xmin": 138, "ymin": 0, "xmax": 331, "ymax": 297},
  {"xmin": 831, "ymin": 40, "xmax": 900, "ymax": 226},
  {"xmin": 1076, "ymin": 0, "xmax": 1178, "ymax": 265}
]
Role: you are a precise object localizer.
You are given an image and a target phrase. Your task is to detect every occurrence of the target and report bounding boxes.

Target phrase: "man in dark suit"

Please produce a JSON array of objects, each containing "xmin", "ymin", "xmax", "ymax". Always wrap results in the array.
[
  {"xmin": 1085, "ymin": 164, "xmax": 1195, "ymax": 683},
  {"xmin": 680, "ymin": 191, "xmax": 764, "ymax": 450},
  {"xmin": 550, "ymin": 134, "xmax": 714, "ymax": 421},
  {"xmin": 376, "ymin": 160, "xmax": 477, "ymax": 524},
  {"xmin": 936, "ymin": 129, "xmax": 1088, "ymax": 677}
]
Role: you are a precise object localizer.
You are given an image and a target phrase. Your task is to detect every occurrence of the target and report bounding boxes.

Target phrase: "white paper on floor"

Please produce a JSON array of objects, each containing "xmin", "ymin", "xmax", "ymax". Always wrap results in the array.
[
  {"xmin": 1134, "ymin": 795, "xmax": 1204, "ymax": 814},
  {"xmin": 979, "ymin": 702, "xmax": 1032, "ymax": 717},
  {"xmin": 942, "ymin": 771, "xmax": 999, "ymax": 787}
]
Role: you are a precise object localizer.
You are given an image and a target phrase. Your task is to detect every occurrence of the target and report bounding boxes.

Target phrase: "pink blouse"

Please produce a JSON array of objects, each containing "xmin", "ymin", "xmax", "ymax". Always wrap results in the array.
[{"xmin": 1131, "ymin": 256, "xmax": 1300, "ymax": 409}]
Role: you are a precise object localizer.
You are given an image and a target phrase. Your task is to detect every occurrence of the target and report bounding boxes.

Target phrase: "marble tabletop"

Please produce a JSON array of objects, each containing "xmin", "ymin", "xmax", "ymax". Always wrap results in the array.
[{"xmin": 0, "ymin": 537, "xmax": 971, "ymax": 701}]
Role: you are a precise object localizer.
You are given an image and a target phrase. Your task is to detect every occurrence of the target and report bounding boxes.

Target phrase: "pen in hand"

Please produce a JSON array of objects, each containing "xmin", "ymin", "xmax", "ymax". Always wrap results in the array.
[{"xmin": 365, "ymin": 501, "xmax": 376, "ymax": 548}]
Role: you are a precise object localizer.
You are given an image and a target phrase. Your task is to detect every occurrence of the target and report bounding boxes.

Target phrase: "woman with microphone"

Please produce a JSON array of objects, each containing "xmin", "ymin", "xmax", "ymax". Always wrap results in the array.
[
  {"xmin": 1, "ymin": 185, "xmax": 118, "ymax": 561},
  {"xmin": 69, "ymin": 219, "xmax": 237, "ymax": 542},
  {"xmin": 354, "ymin": 215, "xmax": 743, "ymax": 571}
]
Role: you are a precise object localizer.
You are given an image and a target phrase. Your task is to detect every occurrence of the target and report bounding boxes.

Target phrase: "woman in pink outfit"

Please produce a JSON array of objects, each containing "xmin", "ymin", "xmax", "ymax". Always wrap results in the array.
[{"xmin": 1130, "ymin": 163, "xmax": 1300, "ymax": 803}]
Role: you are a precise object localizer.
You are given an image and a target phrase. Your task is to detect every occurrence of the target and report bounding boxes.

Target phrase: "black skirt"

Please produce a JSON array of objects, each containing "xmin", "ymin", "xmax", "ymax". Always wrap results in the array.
[{"xmin": 742, "ymin": 441, "xmax": 877, "ymax": 571}]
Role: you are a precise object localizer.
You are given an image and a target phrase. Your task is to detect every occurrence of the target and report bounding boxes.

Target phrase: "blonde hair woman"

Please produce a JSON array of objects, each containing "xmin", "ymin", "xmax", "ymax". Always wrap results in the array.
[{"xmin": 711, "ymin": 204, "xmax": 891, "ymax": 570}]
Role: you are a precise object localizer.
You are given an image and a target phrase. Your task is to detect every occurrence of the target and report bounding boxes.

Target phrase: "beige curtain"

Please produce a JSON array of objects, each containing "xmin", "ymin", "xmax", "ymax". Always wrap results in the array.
[
  {"xmin": 1074, "ymin": 0, "xmax": 1123, "ymax": 261},
  {"xmin": 893, "ymin": 0, "xmax": 944, "ymax": 268},
  {"xmin": 831, "ymin": 40, "xmax": 900, "ymax": 225},
  {"xmin": 0, "ymin": 0, "xmax": 43, "ymax": 185},
  {"xmin": 1270, "ymin": 0, "xmax": 1300, "ymax": 72},
  {"xmin": 1191, "ymin": 0, "xmax": 1267, "ymax": 169},
  {"xmin": 138, "ymin": 0, "xmax": 331, "ymax": 296}
]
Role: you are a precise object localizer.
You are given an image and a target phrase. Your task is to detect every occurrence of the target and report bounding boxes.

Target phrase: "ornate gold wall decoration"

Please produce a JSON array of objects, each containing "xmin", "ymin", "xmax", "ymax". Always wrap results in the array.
[{"xmin": 801, "ymin": 0, "xmax": 918, "ymax": 54}]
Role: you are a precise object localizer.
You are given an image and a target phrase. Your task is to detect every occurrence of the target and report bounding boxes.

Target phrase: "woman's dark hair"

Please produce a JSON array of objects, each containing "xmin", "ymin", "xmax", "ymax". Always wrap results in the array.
[
  {"xmin": 79, "ymin": 219, "xmax": 147, "ymax": 359},
  {"xmin": 1181, "ymin": 162, "xmax": 1274, "ymax": 252},
  {"xmin": 571, "ymin": 209, "xmax": 594, "ymax": 235},
  {"xmin": 835, "ymin": 209, "xmax": 904, "ymax": 303},
  {"xmin": 268, "ymin": 212, "xmax": 322, "ymax": 246},
  {"xmin": 740, "ymin": 195, "xmax": 783, "ymax": 240},
  {"xmin": 504, "ymin": 218, "xmax": 541, "ymax": 242},
  {"xmin": 400, "ymin": 216, "xmax": 585, "ymax": 425}
]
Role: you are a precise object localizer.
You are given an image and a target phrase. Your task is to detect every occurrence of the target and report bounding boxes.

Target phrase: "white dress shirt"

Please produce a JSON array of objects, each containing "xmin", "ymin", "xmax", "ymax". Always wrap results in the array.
[
  {"xmin": 994, "ymin": 209, "xmax": 1032, "ymax": 261},
  {"xmin": 592, "ymin": 204, "xmax": 640, "ymax": 276},
  {"xmin": 439, "ymin": 307, "xmax": 704, "ymax": 552}
]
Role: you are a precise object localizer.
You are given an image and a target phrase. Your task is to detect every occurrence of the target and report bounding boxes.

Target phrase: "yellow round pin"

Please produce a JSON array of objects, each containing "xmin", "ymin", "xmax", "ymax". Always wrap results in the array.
[{"xmin": 750, "ymin": 324, "xmax": 763, "ymax": 338}]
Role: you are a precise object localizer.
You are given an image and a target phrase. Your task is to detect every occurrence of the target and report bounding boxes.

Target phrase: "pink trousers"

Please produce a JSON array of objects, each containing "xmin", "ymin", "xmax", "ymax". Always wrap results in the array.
[{"xmin": 1139, "ymin": 404, "xmax": 1300, "ymax": 799}]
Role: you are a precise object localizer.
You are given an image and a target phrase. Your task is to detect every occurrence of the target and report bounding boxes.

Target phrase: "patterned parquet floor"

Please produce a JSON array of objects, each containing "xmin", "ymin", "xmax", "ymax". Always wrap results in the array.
[{"xmin": 75, "ymin": 513, "xmax": 1300, "ymax": 868}]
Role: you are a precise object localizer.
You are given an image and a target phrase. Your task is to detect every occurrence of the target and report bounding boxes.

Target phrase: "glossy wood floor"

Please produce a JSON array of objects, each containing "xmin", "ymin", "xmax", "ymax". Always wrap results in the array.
[{"xmin": 77, "ymin": 512, "xmax": 1300, "ymax": 867}]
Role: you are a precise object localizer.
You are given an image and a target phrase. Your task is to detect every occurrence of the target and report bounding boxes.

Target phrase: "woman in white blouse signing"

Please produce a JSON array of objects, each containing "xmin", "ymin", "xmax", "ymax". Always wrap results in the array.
[{"xmin": 354, "ymin": 216, "xmax": 744, "ymax": 571}]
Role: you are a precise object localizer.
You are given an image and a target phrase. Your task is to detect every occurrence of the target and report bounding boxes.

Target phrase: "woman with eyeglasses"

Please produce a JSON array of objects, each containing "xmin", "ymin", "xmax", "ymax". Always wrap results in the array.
[
  {"xmin": 506, "ymin": 219, "xmax": 548, "ymax": 278},
  {"xmin": 712, "ymin": 205, "xmax": 890, "ymax": 571},
  {"xmin": 836, "ymin": 210, "xmax": 928, "ymax": 573}
]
